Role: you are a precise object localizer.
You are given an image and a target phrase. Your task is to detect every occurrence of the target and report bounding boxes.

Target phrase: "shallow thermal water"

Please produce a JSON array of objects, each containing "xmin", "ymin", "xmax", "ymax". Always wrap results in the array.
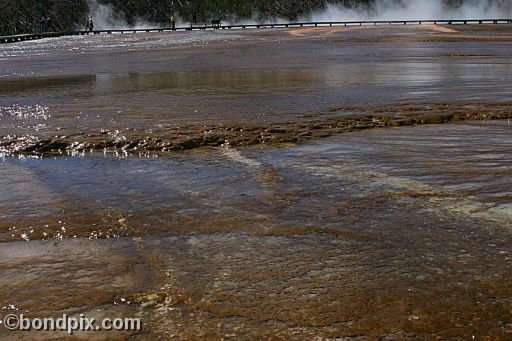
[
  {"xmin": 1, "ymin": 27, "xmax": 512, "ymax": 146},
  {"xmin": 1, "ymin": 122, "xmax": 512, "ymax": 339},
  {"xmin": 0, "ymin": 27, "xmax": 512, "ymax": 339}
]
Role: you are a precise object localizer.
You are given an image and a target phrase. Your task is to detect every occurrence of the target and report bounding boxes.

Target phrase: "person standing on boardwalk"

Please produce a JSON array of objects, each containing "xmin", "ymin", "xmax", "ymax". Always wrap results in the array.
[
  {"xmin": 87, "ymin": 16, "xmax": 94, "ymax": 32},
  {"xmin": 40, "ymin": 17, "xmax": 46, "ymax": 33},
  {"xmin": 46, "ymin": 16, "xmax": 52, "ymax": 32},
  {"xmin": 171, "ymin": 14, "xmax": 176, "ymax": 31}
]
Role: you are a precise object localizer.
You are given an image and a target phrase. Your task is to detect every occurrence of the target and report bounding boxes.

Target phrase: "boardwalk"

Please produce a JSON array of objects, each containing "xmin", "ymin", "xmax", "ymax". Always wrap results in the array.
[{"xmin": 1, "ymin": 18, "xmax": 512, "ymax": 44}]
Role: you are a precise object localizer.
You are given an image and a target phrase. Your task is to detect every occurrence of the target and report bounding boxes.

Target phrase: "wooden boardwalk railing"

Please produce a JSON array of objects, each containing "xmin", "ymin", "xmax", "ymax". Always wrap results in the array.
[{"xmin": 1, "ymin": 19, "xmax": 511, "ymax": 44}]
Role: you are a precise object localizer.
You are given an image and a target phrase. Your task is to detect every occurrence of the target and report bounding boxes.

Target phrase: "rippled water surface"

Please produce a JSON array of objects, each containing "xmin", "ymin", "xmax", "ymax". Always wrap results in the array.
[{"xmin": 1, "ymin": 26, "xmax": 512, "ymax": 339}]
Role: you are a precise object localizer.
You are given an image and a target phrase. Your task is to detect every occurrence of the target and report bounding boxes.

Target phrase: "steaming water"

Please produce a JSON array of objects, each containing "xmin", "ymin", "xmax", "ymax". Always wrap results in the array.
[{"xmin": 1, "ymin": 27, "xmax": 512, "ymax": 338}]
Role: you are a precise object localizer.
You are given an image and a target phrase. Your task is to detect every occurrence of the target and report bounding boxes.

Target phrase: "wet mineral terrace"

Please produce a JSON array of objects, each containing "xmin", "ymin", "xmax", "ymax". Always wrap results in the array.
[{"xmin": 0, "ymin": 25, "xmax": 512, "ymax": 339}]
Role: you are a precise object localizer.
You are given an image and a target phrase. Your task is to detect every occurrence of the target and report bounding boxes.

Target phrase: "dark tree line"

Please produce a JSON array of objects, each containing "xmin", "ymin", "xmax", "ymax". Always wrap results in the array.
[
  {"xmin": 100, "ymin": 0, "xmax": 371, "ymax": 25},
  {"xmin": 0, "ymin": 0, "xmax": 88, "ymax": 35}
]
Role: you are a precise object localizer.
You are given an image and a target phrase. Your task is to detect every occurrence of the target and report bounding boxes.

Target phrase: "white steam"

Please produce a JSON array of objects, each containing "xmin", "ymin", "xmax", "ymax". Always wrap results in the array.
[
  {"xmin": 85, "ymin": 0, "xmax": 157, "ymax": 30},
  {"xmin": 310, "ymin": 0, "xmax": 512, "ymax": 22},
  {"xmin": 84, "ymin": 0, "xmax": 512, "ymax": 30}
]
